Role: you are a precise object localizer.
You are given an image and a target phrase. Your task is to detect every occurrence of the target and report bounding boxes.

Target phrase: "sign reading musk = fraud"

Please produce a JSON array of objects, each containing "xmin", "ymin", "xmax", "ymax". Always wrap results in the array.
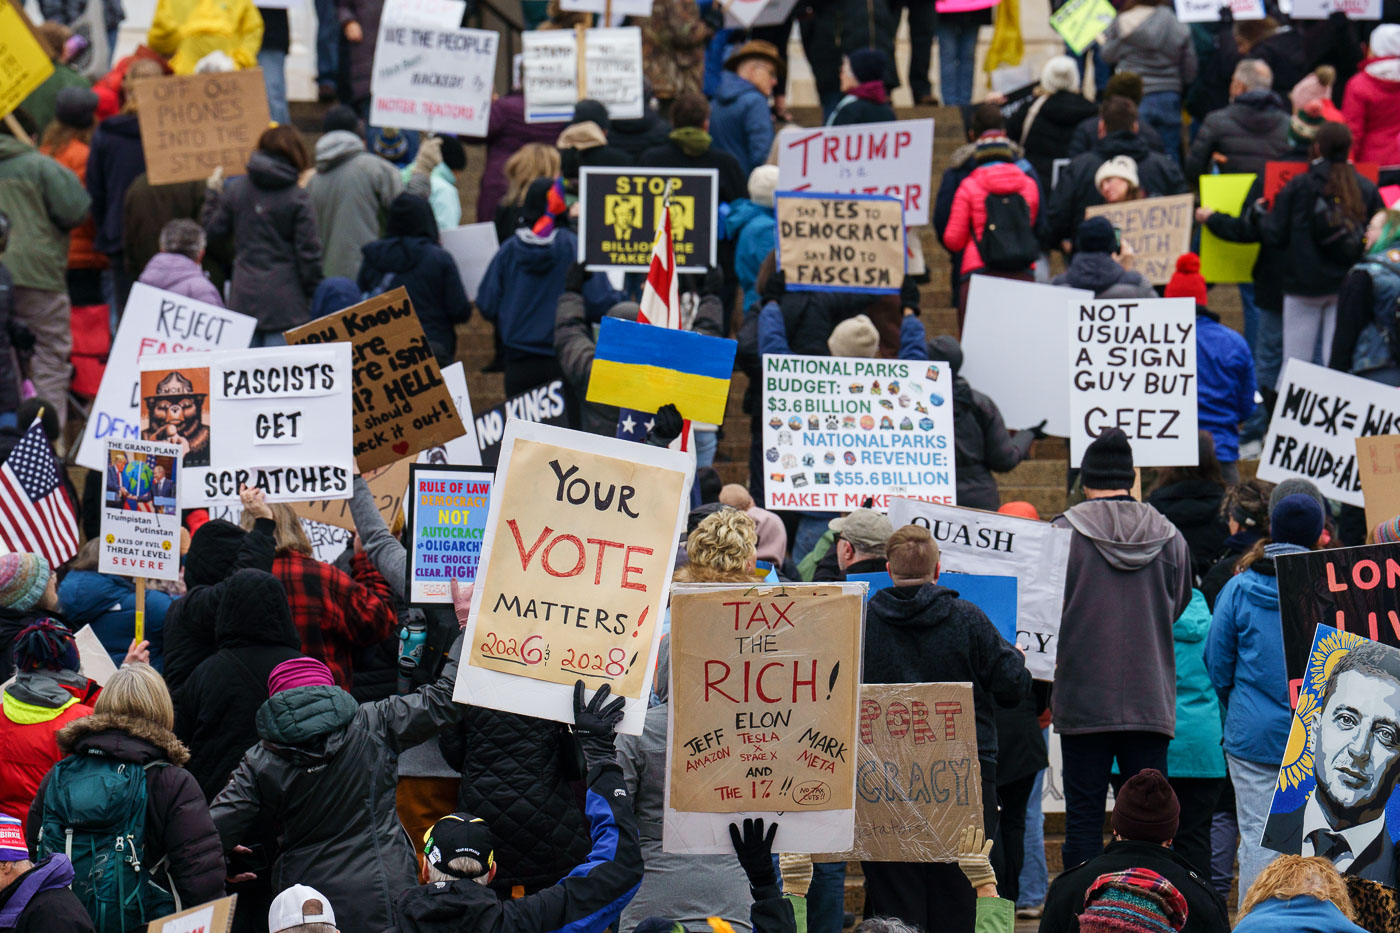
[{"xmin": 578, "ymin": 167, "xmax": 718, "ymax": 273}]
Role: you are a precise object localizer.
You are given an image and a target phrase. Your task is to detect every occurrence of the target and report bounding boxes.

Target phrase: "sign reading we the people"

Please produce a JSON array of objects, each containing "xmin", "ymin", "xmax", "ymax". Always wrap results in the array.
[
  {"xmin": 775, "ymin": 193, "xmax": 905, "ymax": 295},
  {"xmin": 453, "ymin": 420, "xmax": 691, "ymax": 735},
  {"xmin": 1082, "ymin": 194, "xmax": 1194, "ymax": 285},
  {"xmin": 578, "ymin": 168, "xmax": 718, "ymax": 273},
  {"xmin": 99, "ymin": 439, "xmax": 182, "ymax": 582},
  {"xmin": 369, "ymin": 15, "xmax": 497, "ymax": 137},
  {"xmin": 132, "ymin": 70, "xmax": 272, "ymax": 185}
]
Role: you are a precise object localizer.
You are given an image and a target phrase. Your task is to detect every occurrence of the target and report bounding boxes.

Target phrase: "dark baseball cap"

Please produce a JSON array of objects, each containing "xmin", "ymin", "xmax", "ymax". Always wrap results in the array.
[{"xmin": 424, "ymin": 814, "xmax": 495, "ymax": 878}]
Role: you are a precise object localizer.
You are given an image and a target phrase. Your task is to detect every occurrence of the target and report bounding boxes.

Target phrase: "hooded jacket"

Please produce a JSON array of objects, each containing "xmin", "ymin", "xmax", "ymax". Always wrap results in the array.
[
  {"xmin": 0, "ymin": 136, "xmax": 91, "ymax": 293},
  {"xmin": 0, "ymin": 854, "xmax": 92, "ymax": 933},
  {"xmin": 1040, "ymin": 839, "xmax": 1229, "ymax": 933},
  {"xmin": 1167, "ymin": 590, "xmax": 1226, "ymax": 779},
  {"xmin": 942, "ymin": 160, "xmax": 1041, "ymax": 275},
  {"xmin": 1342, "ymin": 51, "xmax": 1400, "ymax": 165},
  {"xmin": 863, "ymin": 583, "xmax": 1032, "ymax": 766},
  {"xmin": 1258, "ymin": 158, "xmax": 1384, "ymax": 297},
  {"xmin": 201, "ymin": 150, "xmax": 324, "ymax": 331},
  {"xmin": 725, "ymin": 198, "xmax": 776, "ymax": 312},
  {"xmin": 1006, "ymin": 89, "xmax": 1099, "ymax": 185},
  {"xmin": 1205, "ymin": 547, "xmax": 1298, "ymax": 766},
  {"xmin": 609, "ymin": 110, "xmax": 673, "ymax": 161},
  {"xmin": 828, "ymin": 84, "xmax": 897, "ymax": 126},
  {"xmin": 307, "ymin": 130, "xmax": 403, "ymax": 280},
  {"xmin": 210, "ymin": 638, "xmax": 465, "ymax": 933},
  {"xmin": 1184, "ymin": 89, "xmax": 1290, "ymax": 184},
  {"xmin": 1047, "ymin": 131, "xmax": 1188, "ymax": 246},
  {"xmin": 1193, "ymin": 308, "xmax": 1257, "ymax": 465},
  {"xmin": 709, "ymin": 70, "xmax": 774, "ymax": 177},
  {"xmin": 174, "ymin": 569, "xmax": 302, "ymax": 799},
  {"xmin": 1067, "ymin": 112, "xmax": 1167, "ymax": 160},
  {"xmin": 477, "ymin": 227, "xmax": 577, "ymax": 358},
  {"xmin": 85, "ymin": 113, "xmax": 145, "ymax": 255},
  {"xmin": 1050, "ymin": 251, "xmax": 1157, "ymax": 298},
  {"xmin": 136, "ymin": 251, "xmax": 224, "ymax": 306},
  {"xmin": 1099, "ymin": 6, "xmax": 1197, "ymax": 97},
  {"xmin": 59, "ymin": 570, "xmax": 172, "ymax": 671},
  {"xmin": 28, "ymin": 713, "xmax": 226, "ymax": 907},
  {"xmin": 1147, "ymin": 480, "xmax": 1228, "ymax": 582},
  {"xmin": 1230, "ymin": 895, "xmax": 1370, "ymax": 933},
  {"xmin": 1051, "ymin": 498, "xmax": 1193, "ymax": 736},
  {"xmin": 0, "ymin": 672, "xmax": 95, "ymax": 832},
  {"xmin": 933, "ymin": 139, "xmax": 1040, "ymax": 287}
]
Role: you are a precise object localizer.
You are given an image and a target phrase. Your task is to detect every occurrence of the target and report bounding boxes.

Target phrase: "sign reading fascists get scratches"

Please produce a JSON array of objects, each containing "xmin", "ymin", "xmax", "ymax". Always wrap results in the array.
[
  {"xmin": 132, "ymin": 71, "xmax": 272, "ymax": 186},
  {"xmin": 776, "ymin": 193, "xmax": 904, "ymax": 295}
]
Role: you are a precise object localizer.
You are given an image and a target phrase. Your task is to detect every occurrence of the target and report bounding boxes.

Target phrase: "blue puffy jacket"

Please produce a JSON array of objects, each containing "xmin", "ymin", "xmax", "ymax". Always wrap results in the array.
[
  {"xmin": 1205, "ymin": 544, "xmax": 1304, "ymax": 766},
  {"xmin": 477, "ymin": 229, "xmax": 578, "ymax": 358},
  {"xmin": 726, "ymin": 198, "xmax": 775, "ymax": 314},
  {"xmin": 58, "ymin": 569, "xmax": 172, "ymax": 671},
  {"xmin": 1230, "ymin": 895, "xmax": 1369, "ymax": 933},
  {"xmin": 1167, "ymin": 589, "xmax": 1226, "ymax": 779},
  {"xmin": 709, "ymin": 71, "xmax": 773, "ymax": 177},
  {"xmin": 1195, "ymin": 309, "xmax": 1255, "ymax": 464}
]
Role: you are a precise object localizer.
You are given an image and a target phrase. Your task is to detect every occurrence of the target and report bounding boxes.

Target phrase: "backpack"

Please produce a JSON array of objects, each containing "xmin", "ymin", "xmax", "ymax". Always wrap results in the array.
[
  {"xmin": 973, "ymin": 192, "xmax": 1039, "ymax": 271},
  {"xmin": 1312, "ymin": 193, "xmax": 1366, "ymax": 266},
  {"xmin": 35, "ymin": 753, "xmax": 178, "ymax": 933}
]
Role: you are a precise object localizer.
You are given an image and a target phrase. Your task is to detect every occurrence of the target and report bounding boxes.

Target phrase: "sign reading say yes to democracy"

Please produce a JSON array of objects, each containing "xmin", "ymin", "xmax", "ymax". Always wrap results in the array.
[{"xmin": 776, "ymin": 192, "xmax": 904, "ymax": 294}]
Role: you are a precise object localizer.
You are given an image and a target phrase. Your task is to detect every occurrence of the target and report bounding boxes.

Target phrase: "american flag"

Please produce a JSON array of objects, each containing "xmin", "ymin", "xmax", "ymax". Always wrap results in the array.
[{"xmin": 0, "ymin": 418, "xmax": 79, "ymax": 567}]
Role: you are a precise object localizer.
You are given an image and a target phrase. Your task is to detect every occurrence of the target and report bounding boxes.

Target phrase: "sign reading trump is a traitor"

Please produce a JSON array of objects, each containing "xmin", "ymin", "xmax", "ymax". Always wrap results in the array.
[
  {"xmin": 776, "ymin": 119, "xmax": 935, "ymax": 226},
  {"xmin": 775, "ymin": 193, "xmax": 905, "ymax": 295}
]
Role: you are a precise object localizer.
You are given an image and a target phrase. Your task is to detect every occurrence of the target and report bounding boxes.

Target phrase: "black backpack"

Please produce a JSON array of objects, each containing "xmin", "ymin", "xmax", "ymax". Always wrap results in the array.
[
  {"xmin": 1312, "ymin": 193, "xmax": 1366, "ymax": 266},
  {"xmin": 973, "ymin": 192, "xmax": 1039, "ymax": 271}
]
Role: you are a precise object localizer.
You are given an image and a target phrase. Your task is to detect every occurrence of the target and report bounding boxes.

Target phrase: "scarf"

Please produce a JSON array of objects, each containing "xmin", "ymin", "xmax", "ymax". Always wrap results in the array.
[
  {"xmin": 669, "ymin": 126, "xmax": 712, "ymax": 158},
  {"xmin": 849, "ymin": 80, "xmax": 888, "ymax": 104}
]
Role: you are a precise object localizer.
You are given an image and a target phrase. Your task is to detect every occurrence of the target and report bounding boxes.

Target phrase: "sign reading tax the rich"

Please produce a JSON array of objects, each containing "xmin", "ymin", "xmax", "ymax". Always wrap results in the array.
[
  {"xmin": 776, "ymin": 192, "xmax": 904, "ymax": 294},
  {"xmin": 578, "ymin": 168, "xmax": 717, "ymax": 273}
]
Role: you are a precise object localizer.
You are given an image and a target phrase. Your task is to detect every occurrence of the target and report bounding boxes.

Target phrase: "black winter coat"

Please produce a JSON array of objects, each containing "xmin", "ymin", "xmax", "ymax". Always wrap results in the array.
[
  {"xmin": 608, "ymin": 111, "xmax": 673, "ymax": 161},
  {"xmin": 0, "ymin": 858, "xmax": 93, "ymax": 933},
  {"xmin": 439, "ymin": 710, "xmax": 591, "ymax": 892},
  {"xmin": 30, "ymin": 714, "xmax": 226, "ymax": 908},
  {"xmin": 1067, "ymin": 114, "xmax": 1166, "ymax": 160},
  {"xmin": 1184, "ymin": 90, "xmax": 1290, "ymax": 184},
  {"xmin": 1258, "ymin": 158, "xmax": 1384, "ymax": 297},
  {"xmin": 1201, "ymin": 152, "xmax": 1306, "ymax": 313},
  {"xmin": 863, "ymin": 583, "xmax": 1031, "ymax": 767},
  {"xmin": 358, "ymin": 234, "xmax": 470, "ymax": 368},
  {"xmin": 1047, "ymin": 131, "xmax": 1188, "ymax": 246},
  {"xmin": 829, "ymin": 96, "xmax": 897, "ymax": 126},
  {"xmin": 993, "ymin": 682, "xmax": 1049, "ymax": 786},
  {"xmin": 1007, "ymin": 90, "xmax": 1099, "ymax": 187},
  {"xmin": 174, "ymin": 569, "xmax": 303, "ymax": 800},
  {"xmin": 637, "ymin": 138, "xmax": 747, "ymax": 205},
  {"xmin": 950, "ymin": 376, "xmax": 1033, "ymax": 511},
  {"xmin": 1147, "ymin": 479, "xmax": 1228, "ymax": 583},
  {"xmin": 86, "ymin": 113, "xmax": 147, "ymax": 255},
  {"xmin": 1040, "ymin": 839, "xmax": 1229, "ymax": 933}
]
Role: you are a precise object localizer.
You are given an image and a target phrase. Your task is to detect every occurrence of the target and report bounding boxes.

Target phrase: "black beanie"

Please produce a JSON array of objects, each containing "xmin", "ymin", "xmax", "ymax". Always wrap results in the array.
[
  {"xmin": 848, "ymin": 48, "xmax": 885, "ymax": 84},
  {"xmin": 571, "ymin": 99, "xmax": 610, "ymax": 133},
  {"xmin": 928, "ymin": 335, "xmax": 964, "ymax": 376},
  {"xmin": 323, "ymin": 104, "xmax": 361, "ymax": 135},
  {"xmin": 184, "ymin": 520, "xmax": 248, "ymax": 588},
  {"xmin": 1111, "ymin": 769, "xmax": 1180, "ymax": 843},
  {"xmin": 1075, "ymin": 216, "xmax": 1118, "ymax": 255},
  {"xmin": 440, "ymin": 135, "xmax": 466, "ymax": 172},
  {"xmin": 1080, "ymin": 428, "xmax": 1135, "ymax": 491},
  {"xmin": 386, "ymin": 192, "xmax": 439, "ymax": 241}
]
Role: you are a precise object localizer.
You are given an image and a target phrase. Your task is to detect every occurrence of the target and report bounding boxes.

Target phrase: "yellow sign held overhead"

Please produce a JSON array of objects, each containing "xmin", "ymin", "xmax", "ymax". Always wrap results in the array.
[{"xmin": 0, "ymin": 0, "xmax": 55, "ymax": 121}]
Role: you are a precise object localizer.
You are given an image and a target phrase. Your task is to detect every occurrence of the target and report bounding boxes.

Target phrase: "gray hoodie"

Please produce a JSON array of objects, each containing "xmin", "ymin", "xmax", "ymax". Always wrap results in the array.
[
  {"xmin": 306, "ymin": 130, "xmax": 404, "ymax": 280},
  {"xmin": 1100, "ymin": 6, "xmax": 1197, "ymax": 98},
  {"xmin": 1051, "ymin": 498, "xmax": 1192, "ymax": 736}
]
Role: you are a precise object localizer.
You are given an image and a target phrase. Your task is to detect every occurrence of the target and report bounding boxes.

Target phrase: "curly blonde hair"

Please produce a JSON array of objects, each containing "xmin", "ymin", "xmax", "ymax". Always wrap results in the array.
[
  {"xmin": 1240, "ymin": 855, "xmax": 1355, "ymax": 920},
  {"xmin": 676, "ymin": 509, "xmax": 757, "ymax": 583}
]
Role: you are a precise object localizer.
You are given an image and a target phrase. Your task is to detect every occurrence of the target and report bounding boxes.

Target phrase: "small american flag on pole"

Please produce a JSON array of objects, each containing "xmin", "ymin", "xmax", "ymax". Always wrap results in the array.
[{"xmin": 0, "ymin": 418, "xmax": 79, "ymax": 567}]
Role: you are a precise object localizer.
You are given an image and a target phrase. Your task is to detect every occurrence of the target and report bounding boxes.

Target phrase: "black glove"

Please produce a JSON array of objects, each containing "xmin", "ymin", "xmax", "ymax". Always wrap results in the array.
[
  {"xmin": 729, "ymin": 818, "xmax": 779, "ymax": 890},
  {"xmin": 9, "ymin": 323, "xmax": 35, "ymax": 353},
  {"xmin": 701, "ymin": 265, "xmax": 726, "ymax": 300},
  {"xmin": 564, "ymin": 261, "xmax": 588, "ymax": 294},
  {"xmin": 571, "ymin": 679, "xmax": 625, "ymax": 765},
  {"xmin": 899, "ymin": 275, "xmax": 921, "ymax": 314},
  {"xmin": 1029, "ymin": 418, "xmax": 1048, "ymax": 441},
  {"xmin": 647, "ymin": 403, "xmax": 684, "ymax": 446},
  {"xmin": 760, "ymin": 268, "xmax": 786, "ymax": 304}
]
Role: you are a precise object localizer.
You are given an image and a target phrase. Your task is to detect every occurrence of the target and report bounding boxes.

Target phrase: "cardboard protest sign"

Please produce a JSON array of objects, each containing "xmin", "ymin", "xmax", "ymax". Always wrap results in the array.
[
  {"xmin": 289, "ymin": 456, "xmax": 412, "ymax": 531},
  {"xmin": 285, "ymin": 287, "xmax": 465, "ymax": 471},
  {"xmin": 406, "ymin": 465, "xmax": 491, "ymax": 605},
  {"xmin": 1263, "ymin": 625, "xmax": 1400, "ymax": 882},
  {"xmin": 888, "ymin": 498, "xmax": 1072, "ymax": 680},
  {"xmin": 578, "ymin": 168, "xmax": 718, "ymax": 273},
  {"xmin": 370, "ymin": 19, "xmax": 497, "ymax": 136},
  {"xmin": 776, "ymin": 193, "xmax": 905, "ymax": 295},
  {"xmin": 453, "ymin": 420, "xmax": 692, "ymax": 735},
  {"xmin": 761, "ymin": 355, "xmax": 956, "ymax": 511},
  {"xmin": 1265, "ymin": 161, "xmax": 1380, "ymax": 206},
  {"xmin": 586, "ymin": 317, "xmax": 736, "ymax": 424},
  {"xmin": 1068, "ymin": 298, "xmax": 1198, "ymax": 468},
  {"xmin": 815, "ymin": 683, "xmax": 981, "ymax": 862},
  {"xmin": 1174, "ymin": 0, "xmax": 1263, "ymax": 22},
  {"xmin": 1083, "ymin": 194, "xmax": 1193, "ymax": 285},
  {"xmin": 1049, "ymin": 0, "xmax": 1116, "ymax": 54},
  {"xmin": 0, "ymin": 0, "xmax": 53, "ymax": 119},
  {"xmin": 99, "ymin": 439, "xmax": 182, "ymax": 581},
  {"xmin": 522, "ymin": 28, "xmax": 643, "ymax": 123},
  {"xmin": 1199, "ymin": 174, "xmax": 1259, "ymax": 283},
  {"xmin": 1357, "ymin": 436, "xmax": 1400, "ymax": 538},
  {"xmin": 961, "ymin": 277, "xmax": 1092, "ymax": 438},
  {"xmin": 664, "ymin": 582, "xmax": 863, "ymax": 854},
  {"xmin": 1258, "ymin": 359, "xmax": 1400, "ymax": 507},
  {"xmin": 724, "ymin": 0, "xmax": 801, "ymax": 26},
  {"xmin": 1290, "ymin": 0, "xmax": 1380, "ymax": 17},
  {"xmin": 440, "ymin": 223, "xmax": 499, "ymax": 301},
  {"xmin": 473, "ymin": 380, "xmax": 569, "ymax": 468},
  {"xmin": 419, "ymin": 362, "xmax": 482, "ymax": 467},
  {"xmin": 138, "ymin": 345, "xmax": 354, "ymax": 507},
  {"xmin": 147, "ymin": 895, "xmax": 236, "ymax": 933},
  {"xmin": 776, "ymin": 120, "xmax": 935, "ymax": 226},
  {"xmin": 132, "ymin": 71, "xmax": 271, "ymax": 186},
  {"xmin": 77, "ymin": 284, "xmax": 258, "ymax": 472}
]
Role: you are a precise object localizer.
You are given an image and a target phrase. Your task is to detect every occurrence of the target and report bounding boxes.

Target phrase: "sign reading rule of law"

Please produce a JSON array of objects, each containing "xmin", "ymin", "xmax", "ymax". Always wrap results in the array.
[{"xmin": 578, "ymin": 168, "xmax": 718, "ymax": 273}]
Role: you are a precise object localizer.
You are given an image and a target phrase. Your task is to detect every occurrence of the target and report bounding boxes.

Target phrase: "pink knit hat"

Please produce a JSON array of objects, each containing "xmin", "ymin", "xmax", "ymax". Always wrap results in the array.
[{"xmin": 268, "ymin": 657, "xmax": 335, "ymax": 694}]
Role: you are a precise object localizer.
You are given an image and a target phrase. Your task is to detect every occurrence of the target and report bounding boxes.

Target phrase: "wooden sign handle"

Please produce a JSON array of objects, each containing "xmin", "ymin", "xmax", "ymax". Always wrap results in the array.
[
  {"xmin": 134, "ymin": 576, "xmax": 146, "ymax": 644},
  {"xmin": 2, "ymin": 113, "xmax": 31, "ymax": 147}
]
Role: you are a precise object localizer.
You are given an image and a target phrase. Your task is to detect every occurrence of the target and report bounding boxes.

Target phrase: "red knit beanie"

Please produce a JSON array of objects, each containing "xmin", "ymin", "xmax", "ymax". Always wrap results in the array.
[{"xmin": 1164, "ymin": 253, "xmax": 1208, "ymax": 309}]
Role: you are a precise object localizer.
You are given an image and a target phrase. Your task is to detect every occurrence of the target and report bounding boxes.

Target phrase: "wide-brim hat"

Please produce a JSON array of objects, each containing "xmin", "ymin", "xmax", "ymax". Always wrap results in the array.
[
  {"xmin": 143, "ymin": 370, "xmax": 206, "ymax": 408},
  {"xmin": 724, "ymin": 40, "xmax": 786, "ymax": 84}
]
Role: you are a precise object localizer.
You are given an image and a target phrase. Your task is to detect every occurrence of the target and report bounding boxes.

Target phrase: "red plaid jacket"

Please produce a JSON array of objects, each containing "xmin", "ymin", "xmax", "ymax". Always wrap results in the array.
[{"xmin": 269, "ymin": 551, "xmax": 397, "ymax": 688}]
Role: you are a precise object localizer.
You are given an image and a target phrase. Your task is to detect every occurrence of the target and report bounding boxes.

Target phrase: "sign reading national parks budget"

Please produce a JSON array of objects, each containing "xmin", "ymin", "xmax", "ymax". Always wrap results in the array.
[
  {"xmin": 776, "ymin": 193, "xmax": 905, "ymax": 295},
  {"xmin": 578, "ymin": 168, "xmax": 718, "ymax": 273}
]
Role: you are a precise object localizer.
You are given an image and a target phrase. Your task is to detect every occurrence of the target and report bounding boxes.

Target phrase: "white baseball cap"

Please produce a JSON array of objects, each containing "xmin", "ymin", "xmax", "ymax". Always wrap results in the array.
[{"xmin": 269, "ymin": 885, "xmax": 336, "ymax": 932}]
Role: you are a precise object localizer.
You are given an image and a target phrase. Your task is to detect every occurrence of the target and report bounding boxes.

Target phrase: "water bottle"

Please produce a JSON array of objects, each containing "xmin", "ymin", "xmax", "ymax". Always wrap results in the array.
[{"xmin": 397, "ymin": 618, "xmax": 427, "ymax": 694}]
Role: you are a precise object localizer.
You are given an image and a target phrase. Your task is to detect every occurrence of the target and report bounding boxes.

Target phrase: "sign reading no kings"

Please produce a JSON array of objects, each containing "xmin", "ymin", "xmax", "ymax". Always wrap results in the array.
[{"xmin": 776, "ymin": 193, "xmax": 904, "ymax": 295}]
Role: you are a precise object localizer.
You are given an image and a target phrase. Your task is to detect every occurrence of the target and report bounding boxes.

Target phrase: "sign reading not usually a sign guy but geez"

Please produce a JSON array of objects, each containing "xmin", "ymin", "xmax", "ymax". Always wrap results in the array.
[
  {"xmin": 776, "ymin": 192, "xmax": 904, "ymax": 295},
  {"xmin": 578, "ymin": 168, "xmax": 718, "ymax": 273},
  {"xmin": 132, "ymin": 70, "xmax": 272, "ymax": 186}
]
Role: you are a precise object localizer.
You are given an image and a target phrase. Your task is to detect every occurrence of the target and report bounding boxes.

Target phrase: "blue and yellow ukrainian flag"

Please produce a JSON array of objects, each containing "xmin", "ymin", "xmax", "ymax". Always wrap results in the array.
[{"xmin": 586, "ymin": 317, "xmax": 737, "ymax": 425}]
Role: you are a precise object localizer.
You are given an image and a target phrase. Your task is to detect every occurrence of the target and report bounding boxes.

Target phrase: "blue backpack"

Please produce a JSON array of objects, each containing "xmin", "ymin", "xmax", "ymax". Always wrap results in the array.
[{"xmin": 35, "ymin": 752, "xmax": 178, "ymax": 932}]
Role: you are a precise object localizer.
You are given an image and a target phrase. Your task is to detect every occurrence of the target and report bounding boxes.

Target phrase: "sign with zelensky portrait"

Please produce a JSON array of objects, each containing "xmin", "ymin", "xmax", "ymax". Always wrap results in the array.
[{"xmin": 578, "ymin": 167, "xmax": 718, "ymax": 273}]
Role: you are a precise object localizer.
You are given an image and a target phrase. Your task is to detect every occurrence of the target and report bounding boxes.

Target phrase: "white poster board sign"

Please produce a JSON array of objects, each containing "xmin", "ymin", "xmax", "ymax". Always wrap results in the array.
[
  {"xmin": 724, "ymin": 0, "xmax": 802, "ymax": 26},
  {"xmin": 888, "ymin": 498, "xmax": 1072, "ymax": 680},
  {"xmin": 1174, "ymin": 0, "xmax": 1264, "ymax": 22},
  {"xmin": 760, "ymin": 354, "xmax": 956, "ymax": 511},
  {"xmin": 440, "ymin": 222, "xmax": 499, "ymax": 301},
  {"xmin": 378, "ymin": 0, "xmax": 465, "ymax": 26},
  {"xmin": 77, "ymin": 283, "xmax": 257, "ymax": 472},
  {"xmin": 583, "ymin": 27, "xmax": 643, "ymax": 121},
  {"xmin": 370, "ymin": 20, "xmax": 497, "ymax": 136},
  {"xmin": 1068, "ymin": 297, "xmax": 1198, "ymax": 468},
  {"xmin": 559, "ymin": 0, "xmax": 653, "ymax": 12},
  {"xmin": 138, "ymin": 345, "xmax": 355, "ymax": 508},
  {"xmin": 1290, "ymin": 0, "xmax": 1380, "ymax": 18},
  {"xmin": 776, "ymin": 119, "xmax": 935, "ymax": 226},
  {"xmin": 418, "ymin": 362, "xmax": 482, "ymax": 466},
  {"xmin": 74, "ymin": 625, "xmax": 120, "ymax": 685},
  {"xmin": 522, "ymin": 30, "xmax": 577, "ymax": 123},
  {"xmin": 99, "ymin": 438, "xmax": 183, "ymax": 581},
  {"xmin": 1258, "ymin": 359, "xmax": 1400, "ymax": 507},
  {"xmin": 961, "ymin": 277, "xmax": 1090, "ymax": 438},
  {"xmin": 522, "ymin": 27, "xmax": 643, "ymax": 123}
]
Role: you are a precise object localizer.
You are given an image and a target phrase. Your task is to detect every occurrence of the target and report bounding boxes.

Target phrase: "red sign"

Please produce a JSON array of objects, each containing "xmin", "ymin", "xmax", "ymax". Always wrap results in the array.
[{"xmin": 1263, "ymin": 160, "xmax": 1380, "ymax": 208}]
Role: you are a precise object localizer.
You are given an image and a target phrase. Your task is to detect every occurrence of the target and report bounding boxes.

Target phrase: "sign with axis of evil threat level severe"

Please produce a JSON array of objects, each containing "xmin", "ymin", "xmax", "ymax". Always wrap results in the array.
[{"xmin": 578, "ymin": 167, "xmax": 717, "ymax": 273}]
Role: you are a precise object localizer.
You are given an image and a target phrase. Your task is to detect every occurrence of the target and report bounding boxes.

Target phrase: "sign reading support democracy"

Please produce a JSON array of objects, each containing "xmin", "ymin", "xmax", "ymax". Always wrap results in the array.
[
  {"xmin": 522, "ymin": 27, "xmax": 643, "ymax": 123},
  {"xmin": 285, "ymin": 287, "xmax": 465, "ymax": 472},
  {"xmin": 888, "ymin": 498, "xmax": 1072, "ymax": 680},
  {"xmin": 370, "ymin": 17, "xmax": 497, "ymax": 136},
  {"xmin": 139, "ymin": 345, "xmax": 355, "ymax": 507},
  {"xmin": 1082, "ymin": 194, "xmax": 1194, "ymax": 285},
  {"xmin": 818, "ymin": 683, "xmax": 981, "ymax": 862},
  {"xmin": 99, "ymin": 439, "xmax": 182, "ymax": 581},
  {"xmin": 1068, "ymin": 298, "xmax": 1198, "ymax": 468},
  {"xmin": 578, "ymin": 167, "xmax": 718, "ymax": 273},
  {"xmin": 132, "ymin": 71, "xmax": 272, "ymax": 186},
  {"xmin": 77, "ymin": 283, "xmax": 258, "ymax": 472},
  {"xmin": 761, "ymin": 354, "xmax": 956, "ymax": 511},
  {"xmin": 1258, "ymin": 359, "xmax": 1400, "ymax": 507},
  {"xmin": 474, "ymin": 380, "xmax": 569, "ymax": 468},
  {"xmin": 406, "ymin": 464, "xmax": 492, "ymax": 606},
  {"xmin": 0, "ymin": 0, "xmax": 53, "ymax": 119},
  {"xmin": 453, "ymin": 420, "xmax": 692, "ymax": 735},
  {"xmin": 776, "ymin": 119, "xmax": 935, "ymax": 226},
  {"xmin": 665, "ymin": 583, "xmax": 863, "ymax": 854},
  {"xmin": 775, "ymin": 192, "xmax": 905, "ymax": 295}
]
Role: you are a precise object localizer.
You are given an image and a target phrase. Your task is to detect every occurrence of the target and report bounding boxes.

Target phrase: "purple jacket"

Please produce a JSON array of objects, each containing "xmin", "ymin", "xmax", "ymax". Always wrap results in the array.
[
  {"xmin": 137, "ymin": 252, "xmax": 224, "ymax": 307},
  {"xmin": 476, "ymin": 93, "xmax": 563, "ymax": 225},
  {"xmin": 0, "ymin": 855, "xmax": 92, "ymax": 932}
]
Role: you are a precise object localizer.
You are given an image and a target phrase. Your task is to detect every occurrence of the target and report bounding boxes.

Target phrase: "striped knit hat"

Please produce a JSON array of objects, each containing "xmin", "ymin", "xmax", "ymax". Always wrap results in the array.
[
  {"xmin": 1289, "ymin": 100, "xmax": 1327, "ymax": 150},
  {"xmin": 13, "ymin": 618, "xmax": 79, "ymax": 673},
  {"xmin": 0, "ymin": 553, "xmax": 50, "ymax": 611},
  {"xmin": 1375, "ymin": 516, "xmax": 1400, "ymax": 544},
  {"xmin": 1079, "ymin": 869, "xmax": 1188, "ymax": 933}
]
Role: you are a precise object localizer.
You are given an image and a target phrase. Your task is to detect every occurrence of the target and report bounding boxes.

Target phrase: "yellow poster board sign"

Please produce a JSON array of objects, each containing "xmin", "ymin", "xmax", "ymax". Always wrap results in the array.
[
  {"xmin": 1050, "ymin": 0, "xmax": 1116, "ymax": 55},
  {"xmin": 0, "ymin": 0, "xmax": 55, "ymax": 120},
  {"xmin": 1199, "ymin": 174, "xmax": 1260, "ymax": 284}
]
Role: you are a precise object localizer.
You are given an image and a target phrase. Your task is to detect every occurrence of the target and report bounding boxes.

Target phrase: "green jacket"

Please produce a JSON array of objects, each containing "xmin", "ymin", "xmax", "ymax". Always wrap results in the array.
[
  {"xmin": 18, "ymin": 65, "xmax": 91, "ymax": 139},
  {"xmin": 0, "ymin": 136, "xmax": 91, "ymax": 291}
]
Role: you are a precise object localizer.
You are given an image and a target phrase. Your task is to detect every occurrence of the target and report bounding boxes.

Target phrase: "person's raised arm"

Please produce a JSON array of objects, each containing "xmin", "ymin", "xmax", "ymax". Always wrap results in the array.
[
  {"xmin": 359, "ymin": 619, "xmax": 465, "ymax": 752},
  {"xmin": 955, "ymin": 825, "xmax": 1014, "ymax": 933},
  {"xmin": 348, "ymin": 473, "xmax": 407, "ymax": 599},
  {"xmin": 733, "ymin": 819, "xmax": 797, "ymax": 933}
]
